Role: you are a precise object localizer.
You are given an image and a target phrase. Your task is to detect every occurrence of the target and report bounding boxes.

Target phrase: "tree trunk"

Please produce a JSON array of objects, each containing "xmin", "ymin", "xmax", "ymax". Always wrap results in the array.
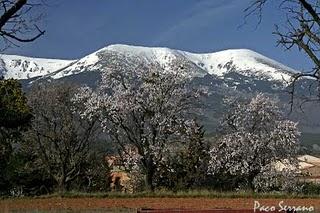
[
  {"xmin": 57, "ymin": 175, "xmax": 67, "ymax": 194},
  {"xmin": 144, "ymin": 158, "xmax": 155, "ymax": 191},
  {"xmin": 248, "ymin": 171, "xmax": 260, "ymax": 192},
  {"xmin": 57, "ymin": 180, "xmax": 65, "ymax": 194},
  {"xmin": 145, "ymin": 169, "xmax": 155, "ymax": 191}
]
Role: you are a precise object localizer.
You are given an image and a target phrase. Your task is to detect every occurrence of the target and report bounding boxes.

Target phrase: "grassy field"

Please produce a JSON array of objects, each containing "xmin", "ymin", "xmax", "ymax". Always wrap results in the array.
[{"xmin": 30, "ymin": 190, "xmax": 320, "ymax": 199}]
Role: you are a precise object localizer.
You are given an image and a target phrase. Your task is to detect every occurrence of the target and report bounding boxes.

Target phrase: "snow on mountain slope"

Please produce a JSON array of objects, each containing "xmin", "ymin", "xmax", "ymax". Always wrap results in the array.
[
  {"xmin": 48, "ymin": 45, "xmax": 181, "ymax": 79},
  {"xmin": 49, "ymin": 44, "xmax": 297, "ymax": 82},
  {"xmin": 0, "ymin": 54, "xmax": 75, "ymax": 79},
  {"xmin": 181, "ymin": 49, "xmax": 297, "ymax": 82},
  {"xmin": 48, "ymin": 48, "xmax": 107, "ymax": 79},
  {"xmin": 105, "ymin": 45, "xmax": 296, "ymax": 81},
  {"xmin": 1, "ymin": 44, "xmax": 298, "ymax": 83},
  {"xmin": 106, "ymin": 44, "xmax": 178, "ymax": 67}
]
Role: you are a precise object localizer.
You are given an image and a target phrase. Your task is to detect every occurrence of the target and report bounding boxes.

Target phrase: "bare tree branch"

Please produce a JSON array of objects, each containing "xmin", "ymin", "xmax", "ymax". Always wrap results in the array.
[
  {"xmin": 0, "ymin": 0, "xmax": 45, "ymax": 49},
  {"xmin": 245, "ymin": 0, "xmax": 320, "ymax": 107}
]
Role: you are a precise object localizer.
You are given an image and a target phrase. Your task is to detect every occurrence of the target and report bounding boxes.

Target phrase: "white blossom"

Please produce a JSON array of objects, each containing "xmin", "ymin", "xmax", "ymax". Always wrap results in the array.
[
  {"xmin": 74, "ymin": 56, "xmax": 202, "ymax": 190},
  {"xmin": 209, "ymin": 93, "xmax": 301, "ymax": 191}
]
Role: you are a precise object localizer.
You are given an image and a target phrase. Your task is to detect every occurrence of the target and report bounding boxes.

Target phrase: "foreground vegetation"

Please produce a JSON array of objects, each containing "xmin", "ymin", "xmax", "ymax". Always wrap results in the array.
[
  {"xmin": 3, "ymin": 184, "xmax": 320, "ymax": 199},
  {"xmin": 0, "ymin": 62, "xmax": 317, "ymax": 197}
]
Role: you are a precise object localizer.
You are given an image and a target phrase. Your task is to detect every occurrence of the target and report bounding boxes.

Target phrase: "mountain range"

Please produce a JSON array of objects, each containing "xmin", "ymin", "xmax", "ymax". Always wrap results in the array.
[
  {"xmin": 1, "ymin": 44, "xmax": 319, "ymax": 146},
  {"xmin": 0, "ymin": 44, "xmax": 297, "ymax": 83}
]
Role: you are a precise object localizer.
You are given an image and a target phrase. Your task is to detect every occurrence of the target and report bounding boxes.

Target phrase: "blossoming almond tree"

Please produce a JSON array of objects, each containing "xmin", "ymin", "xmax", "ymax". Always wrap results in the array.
[
  {"xmin": 74, "ymin": 56, "xmax": 204, "ymax": 191},
  {"xmin": 208, "ymin": 94, "xmax": 301, "ymax": 191}
]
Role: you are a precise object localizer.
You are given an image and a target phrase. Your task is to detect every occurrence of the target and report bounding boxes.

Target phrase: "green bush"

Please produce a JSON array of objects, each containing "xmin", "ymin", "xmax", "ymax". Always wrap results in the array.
[{"xmin": 301, "ymin": 182, "xmax": 320, "ymax": 195}]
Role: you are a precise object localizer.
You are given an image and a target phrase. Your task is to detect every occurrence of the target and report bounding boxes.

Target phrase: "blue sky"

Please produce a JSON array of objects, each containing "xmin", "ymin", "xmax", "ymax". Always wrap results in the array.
[{"xmin": 3, "ymin": 0, "xmax": 312, "ymax": 71}]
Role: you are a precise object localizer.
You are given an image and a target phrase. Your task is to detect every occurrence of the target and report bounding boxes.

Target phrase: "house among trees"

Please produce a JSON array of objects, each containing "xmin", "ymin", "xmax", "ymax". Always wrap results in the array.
[
  {"xmin": 106, "ymin": 145, "xmax": 139, "ymax": 192},
  {"xmin": 298, "ymin": 155, "xmax": 320, "ymax": 183},
  {"xmin": 106, "ymin": 155, "xmax": 130, "ymax": 192},
  {"xmin": 275, "ymin": 155, "xmax": 320, "ymax": 184}
]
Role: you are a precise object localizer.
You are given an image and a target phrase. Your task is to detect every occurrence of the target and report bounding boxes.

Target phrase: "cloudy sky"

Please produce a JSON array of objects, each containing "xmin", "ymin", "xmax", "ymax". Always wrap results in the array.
[{"xmin": 3, "ymin": 0, "xmax": 312, "ymax": 71}]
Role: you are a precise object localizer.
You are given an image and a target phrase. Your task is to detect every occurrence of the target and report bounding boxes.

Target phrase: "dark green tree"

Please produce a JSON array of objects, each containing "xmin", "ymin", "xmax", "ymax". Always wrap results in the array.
[
  {"xmin": 155, "ymin": 122, "xmax": 211, "ymax": 190},
  {"xmin": 0, "ymin": 78, "xmax": 32, "ymax": 194}
]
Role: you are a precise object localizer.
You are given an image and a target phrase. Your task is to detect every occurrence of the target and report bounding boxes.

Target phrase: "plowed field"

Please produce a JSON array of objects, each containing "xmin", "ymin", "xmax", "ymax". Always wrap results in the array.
[{"xmin": 1, "ymin": 198, "xmax": 320, "ymax": 212}]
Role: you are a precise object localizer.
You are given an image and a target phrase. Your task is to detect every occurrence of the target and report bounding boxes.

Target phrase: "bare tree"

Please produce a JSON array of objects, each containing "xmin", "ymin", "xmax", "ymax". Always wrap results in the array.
[
  {"xmin": 0, "ymin": 0, "xmax": 45, "ymax": 49},
  {"xmin": 24, "ymin": 83, "xmax": 101, "ymax": 193},
  {"xmin": 245, "ymin": 0, "xmax": 320, "ymax": 104}
]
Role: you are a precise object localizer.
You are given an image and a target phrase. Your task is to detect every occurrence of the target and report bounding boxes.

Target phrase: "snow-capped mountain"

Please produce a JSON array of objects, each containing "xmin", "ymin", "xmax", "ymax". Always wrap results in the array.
[
  {"xmin": 181, "ymin": 48, "xmax": 296, "ymax": 82},
  {"xmin": 47, "ymin": 44, "xmax": 297, "ymax": 83},
  {"xmin": 0, "ymin": 54, "xmax": 75, "ymax": 79},
  {"xmin": 1, "ymin": 44, "xmax": 297, "ymax": 84}
]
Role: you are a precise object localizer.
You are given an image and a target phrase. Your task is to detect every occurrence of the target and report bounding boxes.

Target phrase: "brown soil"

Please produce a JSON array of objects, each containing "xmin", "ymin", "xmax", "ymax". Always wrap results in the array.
[{"xmin": 0, "ymin": 198, "xmax": 320, "ymax": 212}]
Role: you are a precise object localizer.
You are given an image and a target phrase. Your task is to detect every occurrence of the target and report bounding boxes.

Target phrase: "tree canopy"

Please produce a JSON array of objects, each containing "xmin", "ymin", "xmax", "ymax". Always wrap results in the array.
[
  {"xmin": 209, "ymin": 94, "xmax": 300, "ymax": 191},
  {"xmin": 74, "ymin": 57, "xmax": 206, "ymax": 191}
]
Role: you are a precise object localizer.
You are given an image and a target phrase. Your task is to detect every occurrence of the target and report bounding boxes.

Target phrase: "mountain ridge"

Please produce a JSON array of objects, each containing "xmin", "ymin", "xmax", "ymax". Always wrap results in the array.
[
  {"xmin": 0, "ymin": 54, "xmax": 75, "ymax": 79},
  {"xmin": 0, "ymin": 44, "xmax": 298, "ymax": 83}
]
